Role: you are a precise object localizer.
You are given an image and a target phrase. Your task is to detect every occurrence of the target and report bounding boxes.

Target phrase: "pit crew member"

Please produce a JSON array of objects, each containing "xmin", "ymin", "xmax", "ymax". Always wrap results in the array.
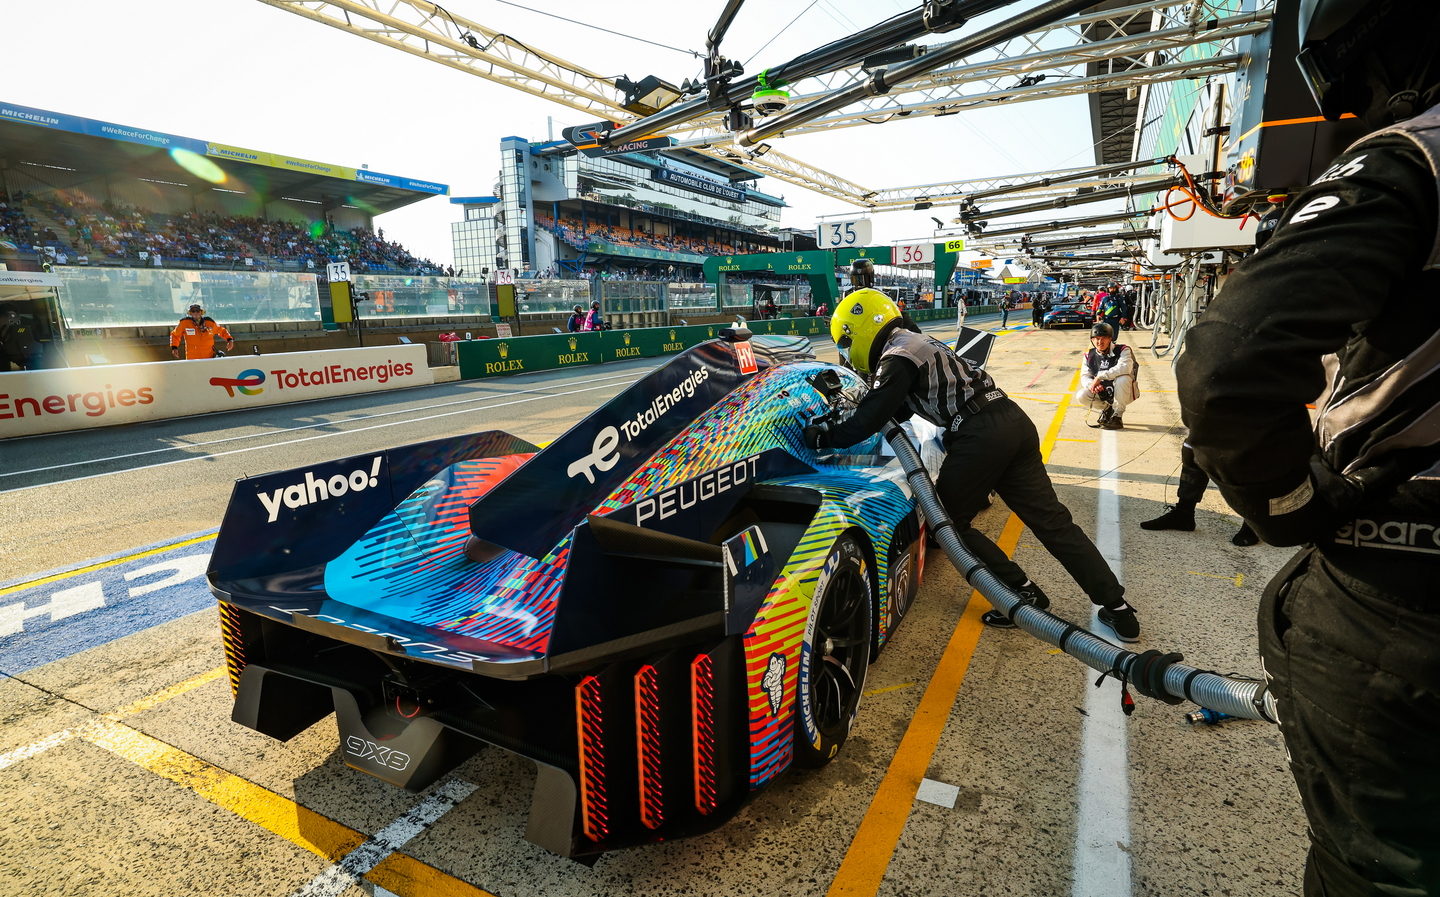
[
  {"xmin": 1177, "ymin": 1, "xmax": 1440, "ymax": 892},
  {"xmin": 808, "ymin": 288, "xmax": 1141, "ymax": 642}
]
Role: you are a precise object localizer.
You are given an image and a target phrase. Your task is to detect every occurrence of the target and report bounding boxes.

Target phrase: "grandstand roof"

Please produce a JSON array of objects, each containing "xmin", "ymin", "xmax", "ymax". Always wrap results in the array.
[{"xmin": 0, "ymin": 101, "xmax": 446, "ymax": 215}]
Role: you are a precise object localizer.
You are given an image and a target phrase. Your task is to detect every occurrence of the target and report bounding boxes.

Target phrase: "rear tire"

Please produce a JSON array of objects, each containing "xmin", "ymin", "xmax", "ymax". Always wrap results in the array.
[{"xmin": 793, "ymin": 535, "xmax": 872, "ymax": 768}]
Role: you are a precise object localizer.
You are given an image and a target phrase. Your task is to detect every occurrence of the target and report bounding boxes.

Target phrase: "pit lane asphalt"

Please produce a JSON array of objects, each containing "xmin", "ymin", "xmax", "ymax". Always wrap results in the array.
[{"xmin": 0, "ymin": 313, "xmax": 1308, "ymax": 897}]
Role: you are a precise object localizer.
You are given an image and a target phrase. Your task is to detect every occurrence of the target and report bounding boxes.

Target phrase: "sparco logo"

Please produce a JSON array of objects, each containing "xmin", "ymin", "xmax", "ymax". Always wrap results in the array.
[
  {"xmin": 344, "ymin": 735, "xmax": 411, "ymax": 770},
  {"xmin": 566, "ymin": 366, "xmax": 710, "ymax": 484},
  {"xmin": 257, "ymin": 457, "xmax": 382, "ymax": 522},
  {"xmin": 1334, "ymin": 518, "xmax": 1440, "ymax": 556}
]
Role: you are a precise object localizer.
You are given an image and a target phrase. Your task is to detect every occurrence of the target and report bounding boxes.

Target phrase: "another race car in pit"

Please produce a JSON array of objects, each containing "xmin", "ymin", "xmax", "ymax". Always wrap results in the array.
[
  {"xmin": 209, "ymin": 330, "xmax": 928, "ymax": 858},
  {"xmin": 1042, "ymin": 301, "xmax": 1092, "ymax": 329}
]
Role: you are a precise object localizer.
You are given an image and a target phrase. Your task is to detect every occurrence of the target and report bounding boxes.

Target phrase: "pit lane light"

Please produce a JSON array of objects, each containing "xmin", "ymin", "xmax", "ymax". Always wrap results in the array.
[{"xmin": 616, "ymin": 75, "xmax": 683, "ymax": 116}]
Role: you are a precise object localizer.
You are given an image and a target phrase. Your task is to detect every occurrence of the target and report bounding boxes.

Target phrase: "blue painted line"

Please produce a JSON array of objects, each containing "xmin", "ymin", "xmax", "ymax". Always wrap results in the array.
[
  {"xmin": 0, "ymin": 531, "xmax": 219, "ymax": 675},
  {"xmin": 0, "ymin": 528, "xmax": 217, "ymax": 592}
]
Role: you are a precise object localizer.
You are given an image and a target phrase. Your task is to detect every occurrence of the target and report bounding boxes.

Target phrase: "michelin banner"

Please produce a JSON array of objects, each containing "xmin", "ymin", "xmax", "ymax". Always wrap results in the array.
[{"xmin": 0, "ymin": 345, "xmax": 431, "ymax": 438}]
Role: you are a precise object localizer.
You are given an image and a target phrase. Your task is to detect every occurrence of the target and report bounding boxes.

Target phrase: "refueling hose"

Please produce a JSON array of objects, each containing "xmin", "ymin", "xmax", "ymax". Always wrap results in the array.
[{"xmin": 881, "ymin": 421, "xmax": 1277, "ymax": 723}]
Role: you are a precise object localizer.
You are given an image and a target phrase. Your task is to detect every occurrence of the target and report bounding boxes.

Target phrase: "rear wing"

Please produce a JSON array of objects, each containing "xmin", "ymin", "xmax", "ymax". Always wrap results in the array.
[
  {"xmin": 209, "ymin": 430, "xmax": 538, "ymax": 584},
  {"xmin": 466, "ymin": 334, "xmax": 813, "ymax": 558}
]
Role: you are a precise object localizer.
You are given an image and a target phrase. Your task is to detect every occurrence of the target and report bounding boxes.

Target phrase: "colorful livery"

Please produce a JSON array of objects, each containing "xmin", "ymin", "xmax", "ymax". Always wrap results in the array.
[{"xmin": 209, "ymin": 332, "xmax": 926, "ymax": 857}]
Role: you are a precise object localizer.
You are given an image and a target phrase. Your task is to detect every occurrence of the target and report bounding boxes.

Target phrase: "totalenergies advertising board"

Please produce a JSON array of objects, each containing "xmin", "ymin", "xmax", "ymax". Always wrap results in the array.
[{"xmin": 0, "ymin": 345, "xmax": 431, "ymax": 438}]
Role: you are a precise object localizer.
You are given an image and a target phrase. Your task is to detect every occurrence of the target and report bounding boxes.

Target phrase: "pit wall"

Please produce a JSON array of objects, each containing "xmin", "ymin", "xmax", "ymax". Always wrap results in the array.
[
  {"xmin": 0, "ymin": 344, "xmax": 431, "ymax": 438},
  {"xmin": 455, "ymin": 309, "xmax": 963, "ymax": 379}
]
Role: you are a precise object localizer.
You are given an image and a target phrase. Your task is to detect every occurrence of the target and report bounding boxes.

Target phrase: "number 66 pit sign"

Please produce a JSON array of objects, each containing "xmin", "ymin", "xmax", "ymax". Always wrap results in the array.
[{"xmin": 815, "ymin": 219, "xmax": 873, "ymax": 248}]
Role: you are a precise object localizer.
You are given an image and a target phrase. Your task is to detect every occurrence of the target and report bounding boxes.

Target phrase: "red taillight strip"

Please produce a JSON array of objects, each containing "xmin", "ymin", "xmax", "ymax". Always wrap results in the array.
[
  {"xmin": 576, "ymin": 675, "xmax": 609, "ymax": 841},
  {"xmin": 634, "ymin": 665, "xmax": 664, "ymax": 830},
  {"xmin": 690, "ymin": 654, "xmax": 718, "ymax": 815},
  {"xmin": 217, "ymin": 603, "xmax": 246, "ymax": 698}
]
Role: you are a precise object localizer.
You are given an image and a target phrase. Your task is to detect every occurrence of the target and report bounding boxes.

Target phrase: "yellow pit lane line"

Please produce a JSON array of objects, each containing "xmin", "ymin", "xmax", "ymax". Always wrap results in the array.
[
  {"xmin": 5, "ymin": 662, "xmax": 494, "ymax": 897},
  {"xmin": 826, "ymin": 369, "xmax": 1081, "ymax": 897},
  {"xmin": 0, "ymin": 531, "xmax": 218, "ymax": 598}
]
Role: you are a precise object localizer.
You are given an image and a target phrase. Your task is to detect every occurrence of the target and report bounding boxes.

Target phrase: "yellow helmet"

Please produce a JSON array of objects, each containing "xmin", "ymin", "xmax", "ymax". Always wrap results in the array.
[{"xmin": 830, "ymin": 288, "xmax": 900, "ymax": 374}]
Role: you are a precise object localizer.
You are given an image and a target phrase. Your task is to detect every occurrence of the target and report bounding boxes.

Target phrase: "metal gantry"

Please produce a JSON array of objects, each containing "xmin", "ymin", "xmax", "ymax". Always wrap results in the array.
[{"xmin": 255, "ymin": 0, "xmax": 1270, "ymax": 208}]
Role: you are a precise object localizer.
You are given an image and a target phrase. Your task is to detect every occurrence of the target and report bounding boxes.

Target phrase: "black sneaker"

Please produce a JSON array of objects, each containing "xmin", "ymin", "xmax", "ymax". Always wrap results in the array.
[
  {"xmin": 1098, "ymin": 603, "xmax": 1140, "ymax": 643},
  {"xmin": 1100, "ymin": 415, "xmax": 1124, "ymax": 430},
  {"xmin": 981, "ymin": 609, "xmax": 1017, "ymax": 629},
  {"xmin": 1139, "ymin": 505, "xmax": 1196, "ymax": 531},
  {"xmin": 1015, "ymin": 581, "xmax": 1049, "ymax": 611},
  {"xmin": 1231, "ymin": 522, "xmax": 1259, "ymax": 546},
  {"xmin": 981, "ymin": 581, "xmax": 1049, "ymax": 629},
  {"xmin": 1088, "ymin": 406, "xmax": 1113, "ymax": 429}
]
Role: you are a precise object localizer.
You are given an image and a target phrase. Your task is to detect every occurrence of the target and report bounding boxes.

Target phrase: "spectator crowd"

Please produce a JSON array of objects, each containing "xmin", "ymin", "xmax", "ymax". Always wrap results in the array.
[{"xmin": 0, "ymin": 190, "xmax": 442, "ymax": 275}]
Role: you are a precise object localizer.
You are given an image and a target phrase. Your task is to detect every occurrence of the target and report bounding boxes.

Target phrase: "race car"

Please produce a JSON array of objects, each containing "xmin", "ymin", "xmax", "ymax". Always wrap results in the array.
[
  {"xmin": 1042, "ymin": 301, "xmax": 1092, "ymax": 329},
  {"xmin": 209, "ymin": 330, "xmax": 927, "ymax": 858}
]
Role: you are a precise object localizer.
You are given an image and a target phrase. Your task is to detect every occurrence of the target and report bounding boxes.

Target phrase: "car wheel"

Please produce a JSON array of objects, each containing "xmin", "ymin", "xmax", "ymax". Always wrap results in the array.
[{"xmin": 794, "ymin": 535, "xmax": 872, "ymax": 768}]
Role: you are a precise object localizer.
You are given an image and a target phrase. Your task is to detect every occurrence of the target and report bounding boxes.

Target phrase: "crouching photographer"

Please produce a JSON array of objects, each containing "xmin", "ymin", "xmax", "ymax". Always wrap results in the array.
[{"xmin": 1075, "ymin": 323, "xmax": 1137, "ymax": 430}]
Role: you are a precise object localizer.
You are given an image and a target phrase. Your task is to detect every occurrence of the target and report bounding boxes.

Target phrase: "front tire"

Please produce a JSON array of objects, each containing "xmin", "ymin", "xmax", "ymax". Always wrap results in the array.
[{"xmin": 794, "ymin": 535, "xmax": 872, "ymax": 768}]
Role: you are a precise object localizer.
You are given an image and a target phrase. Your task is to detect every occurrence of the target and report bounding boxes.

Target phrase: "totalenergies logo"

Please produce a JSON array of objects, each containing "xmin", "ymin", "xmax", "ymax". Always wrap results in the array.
[{"xmin": 209, "ymin": 368, "xmax": 266, "ymax": 397}]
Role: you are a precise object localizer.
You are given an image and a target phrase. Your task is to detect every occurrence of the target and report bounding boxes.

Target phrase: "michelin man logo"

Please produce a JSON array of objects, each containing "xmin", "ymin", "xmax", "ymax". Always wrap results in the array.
[{"xmin": 762, "ymin": 652, "xmax": 786, "ymax": 715}]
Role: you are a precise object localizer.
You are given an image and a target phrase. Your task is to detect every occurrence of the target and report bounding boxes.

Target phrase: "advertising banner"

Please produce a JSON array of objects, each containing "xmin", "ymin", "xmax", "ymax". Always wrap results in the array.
[
  {"xmin": 745, "ymin": 316, "xmax": 827, "ymax": 338},
  {"xmin": 652, "ymin": 168, "xmax": 746, "ymax": 203},
  {"xmin": 456, "ymin": 332, "xmax": 605, "ymax": 379},
  {"xmin": 0, "ymin": 345, "xmax": 430, "ymax": 438},
  {"xmin": 601, "ymin": 325, "xmax": 721, "ymax": 361},
  {"xmin": 456, "ymin": 321, "xmax": 824, "ymax": 380}
]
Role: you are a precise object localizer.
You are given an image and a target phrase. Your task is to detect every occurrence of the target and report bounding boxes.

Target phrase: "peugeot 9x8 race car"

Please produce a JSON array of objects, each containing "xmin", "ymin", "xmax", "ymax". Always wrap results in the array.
[{"xmin": 208, "ymin": 330, "xmax": 927, "ymax": 858}]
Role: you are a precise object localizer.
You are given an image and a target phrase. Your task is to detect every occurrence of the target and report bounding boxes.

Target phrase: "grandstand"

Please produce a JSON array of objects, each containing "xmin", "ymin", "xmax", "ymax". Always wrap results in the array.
[
  {"xmin": 451, "ymin": 136, "xmax": 818, "ymax": 290},
  {"xmin": 0, "ymin": 101, "xmax": 466, "ymax": 366},
  {"xmin": 0, "ymin": 101, "xmax": 446, "ymax": 275}
]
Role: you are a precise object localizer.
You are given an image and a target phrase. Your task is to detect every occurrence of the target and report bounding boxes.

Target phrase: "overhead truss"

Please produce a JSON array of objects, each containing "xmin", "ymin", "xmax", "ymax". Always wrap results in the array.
[{"xmin": 257, "ymin": 0, "xmax": 1270, "ymax": 212}]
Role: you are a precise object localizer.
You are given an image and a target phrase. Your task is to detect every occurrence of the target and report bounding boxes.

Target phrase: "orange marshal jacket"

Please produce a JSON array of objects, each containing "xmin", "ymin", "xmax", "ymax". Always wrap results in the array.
[{"xmin": 170, "ymin": 316, "xmax": 233, "ymax": 359}]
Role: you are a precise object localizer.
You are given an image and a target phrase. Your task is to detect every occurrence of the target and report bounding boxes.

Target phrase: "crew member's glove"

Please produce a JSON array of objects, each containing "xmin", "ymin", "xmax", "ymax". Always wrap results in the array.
[
  {"xmin": 803, "ymin": 421, "xmax": 832, "ymax": 451},
  {"xmin": 170, "ymin": 346, "xmax": 180, "ymax": 358},
  {"xmin": 1238, "ymin": 455, "xmax": 1394, "ymax": 547}
]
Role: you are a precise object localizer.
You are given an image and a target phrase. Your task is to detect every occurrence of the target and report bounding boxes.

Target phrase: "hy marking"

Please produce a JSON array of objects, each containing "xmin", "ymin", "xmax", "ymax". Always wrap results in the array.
[
  {"xmin": 0, "ymin": 538, "xmax": 213, "ymax": 674},
  {"xmin": 0, "ymin": 666, "xmax": 223, "ymax": 772}
]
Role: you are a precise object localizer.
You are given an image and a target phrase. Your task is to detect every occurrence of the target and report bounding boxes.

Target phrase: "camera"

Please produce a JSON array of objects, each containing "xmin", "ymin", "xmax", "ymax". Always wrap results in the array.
[{"xmin": 751, "ymin": 88, "xmax": 792, "ymax": 116}]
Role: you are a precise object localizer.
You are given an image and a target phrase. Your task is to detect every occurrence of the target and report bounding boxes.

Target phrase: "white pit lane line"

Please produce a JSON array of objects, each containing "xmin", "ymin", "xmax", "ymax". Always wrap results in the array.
[
  {"xmin": 289, "ymin": 777, "xmax": 478, "ymax": 897},
  {"xmin": 1073, "ymin": 430, "xmax": 1133, "ymax": 896}
]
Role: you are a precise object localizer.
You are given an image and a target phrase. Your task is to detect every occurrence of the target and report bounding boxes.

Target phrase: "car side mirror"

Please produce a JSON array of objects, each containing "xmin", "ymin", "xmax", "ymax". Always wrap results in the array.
[{"xmin": 808, "ymin": 368, "xmax": 844, "ymax": 399}]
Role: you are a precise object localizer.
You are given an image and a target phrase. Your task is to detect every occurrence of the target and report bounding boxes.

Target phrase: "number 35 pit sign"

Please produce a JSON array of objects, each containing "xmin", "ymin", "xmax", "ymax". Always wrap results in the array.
[{"xmin": 815, "ymin": 219, "xmax": 873, "ymax": 248}]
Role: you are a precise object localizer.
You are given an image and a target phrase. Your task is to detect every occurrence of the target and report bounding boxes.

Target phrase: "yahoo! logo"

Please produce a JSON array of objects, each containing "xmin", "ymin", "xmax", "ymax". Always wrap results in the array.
[{"xmin": 209, "ymin": 368, "xmax": 266, "ymax": 397}]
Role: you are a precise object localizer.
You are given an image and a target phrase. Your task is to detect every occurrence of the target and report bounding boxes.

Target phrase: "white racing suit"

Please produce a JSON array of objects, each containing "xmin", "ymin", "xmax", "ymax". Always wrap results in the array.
[{"xmin": 1075, "ymin": 343, "xmax": 1138, "ymax": 417}]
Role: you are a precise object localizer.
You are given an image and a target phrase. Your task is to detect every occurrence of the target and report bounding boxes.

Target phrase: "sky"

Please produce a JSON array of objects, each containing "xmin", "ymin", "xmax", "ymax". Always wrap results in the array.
[{"xmin": 5, "ymin": 0, "xmax": 1108, "ymax": 268}]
